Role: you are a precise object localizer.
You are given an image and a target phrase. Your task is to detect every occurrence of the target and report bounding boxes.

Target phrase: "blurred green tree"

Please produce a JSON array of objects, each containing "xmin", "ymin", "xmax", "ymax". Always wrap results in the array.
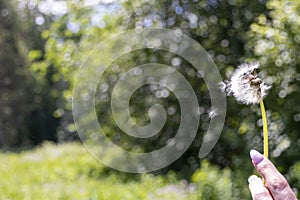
[
  {"xmin": 0, "ymin": 0, "xmax": 60, "ymax": 147},
  {"xmin": 0, "ymin": 0, "xmax": 36, "ymax": 147}
]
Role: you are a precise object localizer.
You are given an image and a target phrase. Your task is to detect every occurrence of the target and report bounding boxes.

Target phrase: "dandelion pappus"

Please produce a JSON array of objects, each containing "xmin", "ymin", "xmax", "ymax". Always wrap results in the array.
[{"xmin": 219, "ymin": 62, "xmax": 271, "ymax": 105}]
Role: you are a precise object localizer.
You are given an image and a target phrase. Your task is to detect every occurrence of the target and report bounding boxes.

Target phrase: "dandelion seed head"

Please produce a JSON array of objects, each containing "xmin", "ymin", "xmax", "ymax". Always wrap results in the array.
[{"xmin": 221, "ymin": 62, "xmax": 271, "ymax": 105}]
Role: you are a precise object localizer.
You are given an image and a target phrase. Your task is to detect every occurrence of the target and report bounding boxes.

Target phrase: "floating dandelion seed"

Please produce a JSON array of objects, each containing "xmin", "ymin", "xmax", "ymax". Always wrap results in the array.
[
  {"xmin": 208, "ymin": 107, "xmax": 218, "ymax": 119},
  {"xmin": 221, "ymin": 62, "xmax": 271, "ymax": 160}
]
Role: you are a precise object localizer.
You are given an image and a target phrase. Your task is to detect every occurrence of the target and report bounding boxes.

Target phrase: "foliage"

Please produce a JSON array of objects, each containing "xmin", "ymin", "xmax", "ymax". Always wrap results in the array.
[
  {"xmin": 247, "ymin": 0, "xmax": 300, "ymax": 171},
  {"xmin": 27, "ymin": 0, "xmax": 123, "ymax": 143},
  {"xmin": 0, "ymin": 0, "xmax": 36, "ymax": 147},
  {"xmin": 288, "ymin": 162, "xmax": 300, "ymax": 195},
  {"xmin": 192, "ymin": 160, "xmax": 234, "ymax": 199},
  {"xmin": 0, "ymin": 0, "xmax": 59, "ymax": 146}
]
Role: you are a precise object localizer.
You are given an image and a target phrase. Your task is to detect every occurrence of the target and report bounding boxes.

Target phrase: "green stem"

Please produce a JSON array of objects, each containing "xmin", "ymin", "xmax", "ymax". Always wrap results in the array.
[{"xmin": 259, "ymin": 100, "xmax": 268, "ymax": 159}]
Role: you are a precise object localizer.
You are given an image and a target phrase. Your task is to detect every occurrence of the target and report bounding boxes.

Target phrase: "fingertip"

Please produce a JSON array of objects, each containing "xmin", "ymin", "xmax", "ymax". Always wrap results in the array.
[
  {"xmin": 250, "ymin": 149, "xmax": 264, "ymax": 165},
  {"xmin": 248, "ymin": 175, "xmax": 263, "ymax": 185}
]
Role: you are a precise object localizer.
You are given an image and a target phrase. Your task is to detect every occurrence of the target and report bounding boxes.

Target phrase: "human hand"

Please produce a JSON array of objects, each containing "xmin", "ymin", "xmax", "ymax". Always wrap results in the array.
[{"xmin": 248, "ymin": 149, "xmax": 297, "ymax": 200}]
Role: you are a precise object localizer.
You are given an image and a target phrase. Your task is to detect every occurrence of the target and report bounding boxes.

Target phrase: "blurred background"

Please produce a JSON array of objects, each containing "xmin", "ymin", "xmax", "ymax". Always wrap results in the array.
[{"xmin": 0, "ymin": 0, "xmax": 300, "ymax": 199}]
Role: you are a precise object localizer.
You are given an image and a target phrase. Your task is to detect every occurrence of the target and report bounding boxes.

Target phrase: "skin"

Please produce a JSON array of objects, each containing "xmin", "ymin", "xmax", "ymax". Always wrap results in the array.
[{"xmin": 249, "ymin": 157, "xmax": 297, "ymax": 200}]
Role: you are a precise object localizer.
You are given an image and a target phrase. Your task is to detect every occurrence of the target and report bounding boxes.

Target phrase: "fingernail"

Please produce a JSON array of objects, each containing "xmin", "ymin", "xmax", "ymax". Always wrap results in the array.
[
  {"xmin": 250, "ymin": 149, "xmax": 264, "ymax": 164},
  {"xmin": 248, "ymin": 175, "xmax": 263, "ymax": 185}
]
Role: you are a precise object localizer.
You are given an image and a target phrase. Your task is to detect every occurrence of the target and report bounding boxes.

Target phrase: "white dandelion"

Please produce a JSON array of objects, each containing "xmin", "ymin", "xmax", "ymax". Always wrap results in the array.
[
  {"xmin": 221, "ymin": 62, "xmax": 271, "ymax": 105},
  {"xmin": 220, "ymin": 62, "xmax": 271, "ymax": 159}
]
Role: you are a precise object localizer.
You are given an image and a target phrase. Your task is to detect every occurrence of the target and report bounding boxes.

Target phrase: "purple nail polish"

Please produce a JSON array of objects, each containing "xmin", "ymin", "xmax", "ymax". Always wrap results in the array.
[{"xmin": 250, "ymin": 149, "xmax": 264, "ymax": 164}]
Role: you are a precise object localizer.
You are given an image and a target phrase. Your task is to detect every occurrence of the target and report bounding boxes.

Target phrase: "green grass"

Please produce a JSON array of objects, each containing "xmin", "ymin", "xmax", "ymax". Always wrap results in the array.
[
  {"xmin": 0, "ymin": 142, "xmax": 199, "ymax": 200},
  {"xmin": 0, "ymin": 142, "xmax": 259, "ymax": 200}
]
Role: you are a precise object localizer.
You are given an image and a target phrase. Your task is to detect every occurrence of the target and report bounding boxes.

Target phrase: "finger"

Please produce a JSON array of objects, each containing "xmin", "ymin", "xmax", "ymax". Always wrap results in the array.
[
  {"xmin": 250, "ymin": 150, "xmax": 297, "ymax": 200},
  {"xmin": 248, "ymin": 175, "xmax": 273, "ymax": 200}
]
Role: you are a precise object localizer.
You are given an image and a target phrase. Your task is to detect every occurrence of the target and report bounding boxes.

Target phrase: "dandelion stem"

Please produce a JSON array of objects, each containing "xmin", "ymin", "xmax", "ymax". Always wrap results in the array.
[{"xmin": 259, "ymin": 100, "xmax": 268, "ymax": 159}]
